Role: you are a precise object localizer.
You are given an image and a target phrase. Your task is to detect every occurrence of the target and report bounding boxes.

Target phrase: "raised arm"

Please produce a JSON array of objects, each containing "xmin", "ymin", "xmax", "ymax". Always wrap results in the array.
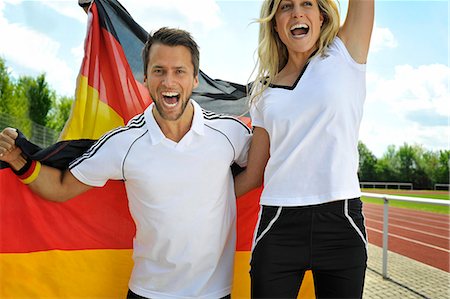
[
  {"xmin": 0, "ymin": 128, "xmax": 92, "ymax": 202},
  {"xmin": 234, "ymin": 127, "xmax": 270, "ymax": 197},
  {"xmin": 338, "ymin": 0, "xmax": 375, "ymax": 64}
]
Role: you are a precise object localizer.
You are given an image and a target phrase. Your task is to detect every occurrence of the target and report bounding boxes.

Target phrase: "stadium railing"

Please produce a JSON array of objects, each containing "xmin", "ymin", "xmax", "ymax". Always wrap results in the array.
[
  {"xmin": 434, "ymin": 183, "xmax": 450, "ymax": 191},
  {"xmin": 360, "ymin": 182, "xmax": 413, "ymax": 190},
  {"xmin": 361, "ymin": 192, "xmax": 449, "ymax": 279}
]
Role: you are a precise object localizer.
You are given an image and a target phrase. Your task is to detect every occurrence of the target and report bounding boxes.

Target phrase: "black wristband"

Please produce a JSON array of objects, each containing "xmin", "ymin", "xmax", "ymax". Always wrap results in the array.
[{"xmin": 11, "ymin": 155, "xmax": 32, "ymax": 176}]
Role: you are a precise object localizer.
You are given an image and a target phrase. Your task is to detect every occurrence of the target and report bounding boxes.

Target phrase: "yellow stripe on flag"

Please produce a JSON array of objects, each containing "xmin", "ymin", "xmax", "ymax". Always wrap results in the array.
[
  {"xmin": 232, "ymin": 251, "xmax": 315, "ymax": 298},
  {"xmin": 60, "ymin": 75, "xmax": 125, "ymax": 141},
  {"xmin": 0, "ymin": 249, "xmax": 133, "ymax": 298}
]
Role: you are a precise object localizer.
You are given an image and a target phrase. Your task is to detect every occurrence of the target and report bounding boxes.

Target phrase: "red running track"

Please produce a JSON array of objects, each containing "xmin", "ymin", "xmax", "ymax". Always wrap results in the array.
[{"xmin": 363, "ymin": 202, "xmax": 449, "ymax": 272}]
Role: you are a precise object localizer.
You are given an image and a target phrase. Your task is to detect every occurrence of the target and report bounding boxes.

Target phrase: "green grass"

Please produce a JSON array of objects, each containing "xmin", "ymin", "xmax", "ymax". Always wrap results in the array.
[
  {"xmin": 361, "ymin": 191, "xmax": 449, "ymax": 215},
  {"xmin": 397, "ymin": 193, "xmax": 449, "ymax": 200}
]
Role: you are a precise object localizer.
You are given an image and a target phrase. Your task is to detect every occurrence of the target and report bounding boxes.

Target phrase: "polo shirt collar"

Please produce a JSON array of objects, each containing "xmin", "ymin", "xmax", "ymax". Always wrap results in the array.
[
  {"xmin": 144, "ymin": 99, "xmax": 205, "ymax": 145},
  {"xmin": 190, "ymin": 100, "xmax": 205, "ymax": 136}
]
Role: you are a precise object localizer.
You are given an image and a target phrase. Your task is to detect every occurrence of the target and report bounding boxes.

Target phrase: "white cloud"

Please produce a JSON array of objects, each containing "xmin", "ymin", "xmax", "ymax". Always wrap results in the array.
[
  {"xmin": 117, "ymin": 0, "xmax": 222, "ymax": 34},
  {"xmin": 0, "ymin": 4, "xmax": 76, "ymax": 96},
  {"xmin": 361, "ymin": 64, "xmax": 449, "ymax": 156},
  {"xmin": 367, "ymin": 64, "xmax": 449, "ymax": 117},
  {"xmin": 360, "ymin": 118, "xmax": 448, "ymax": 157},
  {"xmin": 0, "ymin": 0, "xmax": 226, "ymax": 97},
  {"xmin": 71, "ymin": 41, "xmax": 85, "ymax": 66},
  {"xmin": 370, "ymin": 25, "xmax": 398, "ymax": 53},
  {"xmin": 41, "ymin": 0, "xmax": 87, "ymax": 23},
  {"xmin": 118, "ymin": 0, "xmax": 254, "ymax": 84},
  {"xmin": 2, "ymin": 0, "xmax": 22, "ymax": 5}
]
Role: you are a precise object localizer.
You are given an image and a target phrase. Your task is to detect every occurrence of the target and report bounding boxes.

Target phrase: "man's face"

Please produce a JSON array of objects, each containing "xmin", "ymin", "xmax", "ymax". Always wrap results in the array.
[{"xmin": 144, "ymin": 44, "xmax": 199, "ymax": 121}]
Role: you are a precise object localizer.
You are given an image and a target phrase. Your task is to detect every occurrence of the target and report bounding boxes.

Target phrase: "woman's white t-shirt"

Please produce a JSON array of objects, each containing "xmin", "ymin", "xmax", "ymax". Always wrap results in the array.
[{"xmin": 251, "ymin": 37, "xmax": 365, "ymax": 206}]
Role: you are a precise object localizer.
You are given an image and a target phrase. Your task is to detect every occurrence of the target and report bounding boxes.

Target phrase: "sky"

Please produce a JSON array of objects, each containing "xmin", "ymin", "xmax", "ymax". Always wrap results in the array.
[{"xmin": 0, "ymin": 0, "xmax": 448, "ymax": 157}]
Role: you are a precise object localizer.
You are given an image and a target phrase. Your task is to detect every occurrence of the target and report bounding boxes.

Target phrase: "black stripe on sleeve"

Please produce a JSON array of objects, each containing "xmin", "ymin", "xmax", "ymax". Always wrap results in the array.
[
  {"xmin": 202, "ymin": 109, "xmax": 251, "ymax": 135},
  {"xmin": 69, "ymin": 114, "xmax": 146, "ymax": 169}
]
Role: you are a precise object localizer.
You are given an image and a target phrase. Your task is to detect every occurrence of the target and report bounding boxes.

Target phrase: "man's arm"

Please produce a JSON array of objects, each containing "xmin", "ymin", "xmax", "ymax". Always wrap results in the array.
[{"xmin": 0, "ymin": 128, "xmax": 92, "ymax": 202}]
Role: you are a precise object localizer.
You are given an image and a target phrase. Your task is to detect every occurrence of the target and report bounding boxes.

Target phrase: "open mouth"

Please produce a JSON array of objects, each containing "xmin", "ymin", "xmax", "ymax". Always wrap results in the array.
[
  {"xmin": 161, "ymin": 91, "xmax": 180, "ymax": 108},
  {"xmin": 290, "ymin": 23, "xmax": 309, "ymax": 37}
]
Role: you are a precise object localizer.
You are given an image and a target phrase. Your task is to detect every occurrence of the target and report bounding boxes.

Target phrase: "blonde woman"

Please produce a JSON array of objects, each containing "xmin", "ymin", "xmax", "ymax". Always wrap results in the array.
[{"xmin": 234, "ymin": 0, "xmax": 374, "ymax": 298}]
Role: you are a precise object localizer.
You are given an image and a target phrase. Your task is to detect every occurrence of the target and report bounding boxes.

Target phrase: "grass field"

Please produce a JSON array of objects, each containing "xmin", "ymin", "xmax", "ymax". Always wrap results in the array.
[{"xmin": 361, "ymin": 189, "xmax": 450, "ymax": 215}]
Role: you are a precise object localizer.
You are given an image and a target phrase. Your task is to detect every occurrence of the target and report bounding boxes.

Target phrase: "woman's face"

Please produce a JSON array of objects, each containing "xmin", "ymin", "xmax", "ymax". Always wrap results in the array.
[{"xmin": 274, "ymin": 0, "xmax": 324, "ymax": 56}]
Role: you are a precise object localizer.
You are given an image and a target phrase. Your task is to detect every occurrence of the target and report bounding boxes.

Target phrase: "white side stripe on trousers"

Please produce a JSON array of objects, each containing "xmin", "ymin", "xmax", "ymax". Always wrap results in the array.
[
  {"xmin": 344, "ymin": 199, "xmax": 368, "ymax": 251},
  {"xmin": 251, "ymin": 206, "xmax": 283, "ymax": 252}
]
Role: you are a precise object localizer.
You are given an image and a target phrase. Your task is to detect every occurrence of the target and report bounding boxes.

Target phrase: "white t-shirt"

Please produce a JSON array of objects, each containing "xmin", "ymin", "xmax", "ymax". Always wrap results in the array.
[
  {"xmin": 70, "ymin": 100, "xmax": 252, "ymax": 299},
  {"xmin": 251, "ymin": 37, "xmax": 365, "ymax": 206}
]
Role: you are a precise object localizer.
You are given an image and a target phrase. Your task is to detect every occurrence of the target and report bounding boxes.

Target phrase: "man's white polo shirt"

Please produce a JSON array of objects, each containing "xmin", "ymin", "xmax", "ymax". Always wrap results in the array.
[{"xmin": 69, "ymin": 100, "xmax": 252, "ymax": 299}]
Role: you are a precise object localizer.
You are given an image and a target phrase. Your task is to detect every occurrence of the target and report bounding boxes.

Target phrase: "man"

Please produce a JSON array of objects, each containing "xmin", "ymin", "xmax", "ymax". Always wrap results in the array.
[{"xmin": 0, "ymin": 27, "xmax": 252, "ymax": 299}]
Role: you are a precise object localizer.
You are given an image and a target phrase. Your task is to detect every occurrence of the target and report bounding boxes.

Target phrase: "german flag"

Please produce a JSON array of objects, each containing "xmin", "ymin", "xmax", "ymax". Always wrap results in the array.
[{"xmin": 0, "ymin": 0, "xmax": 314, "ymax": 297}]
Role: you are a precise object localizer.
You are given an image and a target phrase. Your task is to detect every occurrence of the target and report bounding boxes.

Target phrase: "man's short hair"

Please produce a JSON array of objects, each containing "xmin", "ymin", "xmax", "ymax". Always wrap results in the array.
[{"xmin": 142, "ymin": 27, "xmax": 200, "ymax": 77}]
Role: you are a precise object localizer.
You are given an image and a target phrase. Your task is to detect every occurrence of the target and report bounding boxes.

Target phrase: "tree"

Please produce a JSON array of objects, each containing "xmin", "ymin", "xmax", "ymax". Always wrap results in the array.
[
  {"xmin": 0, "ymin": 57, "xmax": 31, "ymax": 135},
  {"xmin": 23, "ymin": 74, "xmax": 54, "ymax": 126},
  {"xmin": 0, "ymin": 57, "xmax": 15, "ymax": 115},
  {"xmin": 397, "ymin": 144, "xmax": 416, "ymax": 181},
  {"xmin": 396, "ymin": 144, "xmax": 431, "ymax": 189},
  {"xmin": 421, "ymin": 149, "xmax": 449, "ymax": 188},
  {"xmin": 358, "ymin": 141, "xmax": 377, "ymax": 181},
  {"xmin": 375, "ymin": 145, "xmax": 399, "ymax": 182},
  {"xmin": 13, "ymin": 74, "xmax": 57, "ymax": 145},
  {"xmin": 436, "ymin": 150, "xmax": 450, "ymax": 184},
  {"xmin": 47, "ymin": 96, "xmax": 74, "ymax": 133}
]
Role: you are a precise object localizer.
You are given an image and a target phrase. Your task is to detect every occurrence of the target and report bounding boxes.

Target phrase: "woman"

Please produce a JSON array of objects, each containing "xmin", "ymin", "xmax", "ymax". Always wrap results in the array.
[{"xmin": 235, "ymin": 0, "xmax": 374, "ymax": 298}]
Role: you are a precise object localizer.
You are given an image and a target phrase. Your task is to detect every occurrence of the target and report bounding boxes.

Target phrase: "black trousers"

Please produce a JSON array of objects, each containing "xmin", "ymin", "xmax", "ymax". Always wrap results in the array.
[
  {"xmin": 250, "ymin": 198, "xmax": 368, "ymax": 299},
  {"xmin": 127, "ymin": 289, "xmax": 231, "ymax": 299}
]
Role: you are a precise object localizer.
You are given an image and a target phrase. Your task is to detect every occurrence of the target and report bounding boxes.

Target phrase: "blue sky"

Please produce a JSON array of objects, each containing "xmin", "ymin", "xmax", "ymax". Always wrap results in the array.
[{"xmin": 0, "ymin": 0, "xmax": 448, "ymax": 157}]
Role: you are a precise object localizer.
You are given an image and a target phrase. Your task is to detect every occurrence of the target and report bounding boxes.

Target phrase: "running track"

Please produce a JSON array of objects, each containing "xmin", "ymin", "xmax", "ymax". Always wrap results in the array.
[{"xmin": 363, "ymin": 202, "xmax": 450, "ymax": 272}]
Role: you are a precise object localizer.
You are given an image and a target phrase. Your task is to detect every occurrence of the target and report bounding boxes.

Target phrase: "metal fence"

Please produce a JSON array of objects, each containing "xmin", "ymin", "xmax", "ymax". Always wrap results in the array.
[
  {"xmin": 0, "ymin": 113, "xmax": 59, "ymax": 148},
  {"xmin": 361, "ymin": 192, "xmax": 450, "ymax": 279},
  {"xmin": 360, "ymin": 182, "xmax": 413, "ymax": 190},
  {"xmin": 434, "ymin": 183, "xmax": 450, "ymax": 191}
]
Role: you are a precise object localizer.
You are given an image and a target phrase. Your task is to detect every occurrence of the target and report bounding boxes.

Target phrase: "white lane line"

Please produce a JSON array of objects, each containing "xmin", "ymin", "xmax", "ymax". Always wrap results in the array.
[
  {"xmin": 363, "ymin": 205, "xmax": 449, "ymax": 223},
  {"xmin": 364, "ymin": 211, "xmax": 450, "ymax": 232},
  {"xmin": 367, "ymin": 227, "xmax": 450, "ymax": 253},
  {"xmin": 364, "ymin": 209, "xmax": 450, "ymax": 226},
  {"xmin": 366, "ymin": 218, "xmax": 450, "ymax": 240}
]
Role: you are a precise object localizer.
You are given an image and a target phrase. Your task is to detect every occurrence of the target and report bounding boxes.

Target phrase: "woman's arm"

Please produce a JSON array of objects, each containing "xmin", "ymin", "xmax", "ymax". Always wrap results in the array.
[
  {"xmin": 234, "ymin": 127, "xmax": 270, "ymax": 197},
  {"xmin": 338, "ymin": 0, "xmax": 375, "ymax": 64}
]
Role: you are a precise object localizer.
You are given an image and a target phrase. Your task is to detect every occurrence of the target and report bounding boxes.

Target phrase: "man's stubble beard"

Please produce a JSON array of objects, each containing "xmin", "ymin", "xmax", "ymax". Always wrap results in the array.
[{"xmin": 151, "ymin": 93, "xmax": 192, "ymax": 121}]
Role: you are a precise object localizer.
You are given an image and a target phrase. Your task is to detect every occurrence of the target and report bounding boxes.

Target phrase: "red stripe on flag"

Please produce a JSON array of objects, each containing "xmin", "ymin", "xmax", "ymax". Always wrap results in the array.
[
  {"xmin": 80, "ymin": 3, "xmax": 150, "ymax": 123},
  {"xmin": 0, "ymin": 170, "xmax": 135, "ymax": 253}
]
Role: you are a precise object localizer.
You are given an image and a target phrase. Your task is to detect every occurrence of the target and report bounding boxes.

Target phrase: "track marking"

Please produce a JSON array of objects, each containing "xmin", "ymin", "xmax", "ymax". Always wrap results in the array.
[
  {"xmin": 366, "ymin": 218, "xmax": 450, "ymax": 241},
  {"xmin": 367, "ymin": 227, "xmax": 450, "ymax": 253},
  {"xmin": 364, "ymin": 211, "xmax": 450, "ymax": 232},
  {"xmin": 363, "ymin": 208, "xmax": 450, "ymax": 226}
]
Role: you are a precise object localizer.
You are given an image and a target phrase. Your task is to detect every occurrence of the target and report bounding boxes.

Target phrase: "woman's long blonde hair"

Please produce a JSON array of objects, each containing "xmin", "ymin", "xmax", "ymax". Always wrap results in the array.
[{"xmin": 250, "ymin": 0, "xmax": 341, "ymax": 103}]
